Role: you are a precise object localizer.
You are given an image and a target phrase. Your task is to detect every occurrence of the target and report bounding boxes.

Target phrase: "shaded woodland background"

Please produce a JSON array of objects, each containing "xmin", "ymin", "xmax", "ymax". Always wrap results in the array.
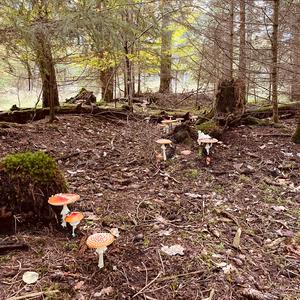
[{"xmin": 0, "ymin": 0, "xmax": 299, "ymax": 116}]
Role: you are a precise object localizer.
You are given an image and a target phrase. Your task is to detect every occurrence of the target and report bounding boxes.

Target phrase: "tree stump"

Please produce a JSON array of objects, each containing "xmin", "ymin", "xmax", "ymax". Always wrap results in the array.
[
  {"xmin": 214, "ymin": 79, "xmax": 246, "ymax": 117},
  {"xmin": 65, "ymin": 88, "xmax": 96, "ymax": 105}
]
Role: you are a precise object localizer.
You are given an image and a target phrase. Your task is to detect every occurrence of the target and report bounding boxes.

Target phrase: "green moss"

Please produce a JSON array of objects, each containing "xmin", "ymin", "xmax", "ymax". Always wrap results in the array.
[
  {"xmin": 184, "ymin": 168, "xmax": 200, "ymax": 179},
  {"xmin": 2, "ymin": 151, "xmax": 62, "ymax": 184},
  {"xmin": 197, "ymin": 120, "xmax": 221, "ymax": 138}
]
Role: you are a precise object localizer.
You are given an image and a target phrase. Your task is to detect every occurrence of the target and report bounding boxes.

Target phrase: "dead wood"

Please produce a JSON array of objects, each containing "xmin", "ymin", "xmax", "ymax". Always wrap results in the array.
[
  {"xmin": 0, "ymin": 243, "xmax": 29, "ymax": 254},
  {"xmin": 240, "ymin": 288, "xmax": 279, "ymax": 300},
  {"xmin": 0, "ymin": 105, "xmax": 142, "ymax": 124},
  {"xmin": 65, "ymin": 88, "xmax": 96, "ymax": 105}
]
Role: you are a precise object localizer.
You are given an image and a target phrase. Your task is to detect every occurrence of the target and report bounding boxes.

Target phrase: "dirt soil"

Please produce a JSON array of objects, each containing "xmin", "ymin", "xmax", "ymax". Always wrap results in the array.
[{"xmin": 0, "ymin": 114, "xmax": 299, "ymax": 300}]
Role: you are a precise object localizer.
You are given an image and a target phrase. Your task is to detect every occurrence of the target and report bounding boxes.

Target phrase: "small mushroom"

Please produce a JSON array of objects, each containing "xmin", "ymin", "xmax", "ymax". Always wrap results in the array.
[
  {"xmin": 156, "ymin": 139, "xmax": 172, "ymax": 161},
  {"xmin": 65, "ymin": 212, "xmax": 84, "ymax": 237},
  {"xmin": 197, "ymin": 138, "xmax": 218, "ymax": 155},
  {"xmin": 86, "ymin": 233, "xmax": 115, "ymax": 269},
  {"xmin": 48, "ymin": 193, "xmax": 80, "ymax": 227},
  {"xmin": 161, "ymin": 119, "xmax": 177, "ymax": 133}
]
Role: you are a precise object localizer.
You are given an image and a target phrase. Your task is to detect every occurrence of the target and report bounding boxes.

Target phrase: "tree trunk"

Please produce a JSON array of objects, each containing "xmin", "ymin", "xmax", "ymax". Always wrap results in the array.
[
  {"xmin": 292, "ymin": 113, "xmax": 300, "ymax": 144},
  {"xmin": 271, "ymin": 0, "xmax": 280, "ymax": 123},
  {"xmin": 100, "ymin": 67, "xmax": 114, "ymax": 102},
  {"xmin": 238, "ymin": 0, "xmax": 246, "ymax": 105},
  {"xmin": 124, "ymin": 42, "xmax": 133, "ymax": 109},
  {"xmin": 34, "ymin": 30, "xmax": 59, "ymax": 110},
  {"xmin": 159, "ymin": 0, "xmax": 172, "ymax": 93},
  {"xmin": 291, "ymin": 4, "xmax": 300, "ymax": 101},
  {"xmin": 229, "ymin": 0, "xmax": 234, "ymax": 79}
]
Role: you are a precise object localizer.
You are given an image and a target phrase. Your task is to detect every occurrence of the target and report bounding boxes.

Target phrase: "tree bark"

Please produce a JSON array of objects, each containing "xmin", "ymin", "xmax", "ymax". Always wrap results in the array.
[
  {"xmin": 159, "ymin": 0, "xmax": 172, "ymax": 93},
  {"xmin": 238, "ymin": 0, "xmax": 246, "ymax": 105},
  {"xmin": 291, "ymin": 3, "xmax": 300, "ymax": 101},
  {"xmin": 271, "ymin": 0, "xmax": 280, "ymax": 123},
  {"xmin": 34, "ymin": 29, "xmax": 59, "ymax": 111},
  {"xmin": 100, "ymin": 67, "xmax": 114, "ymax": 102},
  {"xmin": 292, "ymin": 113, "xmax": 300, "ymax": 144}
]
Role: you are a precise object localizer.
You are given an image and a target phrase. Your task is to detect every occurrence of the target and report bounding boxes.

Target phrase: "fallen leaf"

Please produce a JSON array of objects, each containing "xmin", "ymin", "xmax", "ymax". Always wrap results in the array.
[
  {"xmin": 158, "ymin": 228, "xmax": 173, "ymax": 236},
  {"xmin": 110, "ymin": 227, "xmax": 120, "ymax": 238},
  {"xmin": 22, "ymin": 271, "xmax": 39, "ymax": 284},
  {"xmin": 94, "ymin": 286, "xmax": 114, "ymax": 297},
  {"xmin": 74, "ymin": 281, "xmax": 85, "ymax": 290},
  {"xmin": 184, "ymin": 192, "xmax": 202, "ymax": 199},
  {"xmin": 233, "ymin": 227, "xmax": 242, "ymax": 249},
  {"xmin": 161, "ymin": 245, "xmax": 185, "ymax": 256},
  {"xmin": 272, "ymin": 205, "xmax": 286, "ymax": 212}
]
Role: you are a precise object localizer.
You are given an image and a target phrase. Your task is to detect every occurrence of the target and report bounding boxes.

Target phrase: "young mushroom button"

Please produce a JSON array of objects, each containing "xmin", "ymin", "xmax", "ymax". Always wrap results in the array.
[
  {"xmin": 156, "ymin": 139, "xmax": 172, "ymax": 161},
  {"xmin": 48, "ymin": 193, "xmax": 80, "ymax": 227},
  {"xmin": 65, "ymin": 212, "xmax": 84, "ymax": 237},
  {"xmin": 86, "ymin": 233, "xmax": 115, "ymax": 269}
]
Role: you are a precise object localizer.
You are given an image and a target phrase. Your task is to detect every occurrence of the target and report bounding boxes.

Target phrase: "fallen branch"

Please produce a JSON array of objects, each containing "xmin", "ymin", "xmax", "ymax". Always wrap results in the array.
[
  {"xmin": 0, "ymin": 243, "xmax": 29, "ymax": 254},
  {"xmin": 157, "ymin": 269, "xmax": 205, "ymax": 282},
  {"xmin": 5, "ymin": 290, "xmax": 60, "ymax": 300},
  {"xmin": 240, "ymin": 288, "xmax": 279, "ymax": 300},
  {"xmin": 132, "ymin": 272, "xmax": 162, "ymax": 298}
]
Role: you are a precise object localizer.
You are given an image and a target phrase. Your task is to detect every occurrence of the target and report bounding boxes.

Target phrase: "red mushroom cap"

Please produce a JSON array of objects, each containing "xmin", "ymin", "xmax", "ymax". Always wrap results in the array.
[
  {"xmin": 65, "ymin": 212, "xmax": 84, "ymax": 223},
  {"xmin": 48, "ymin": 193, "xmax": 80, "ymax": 206}
]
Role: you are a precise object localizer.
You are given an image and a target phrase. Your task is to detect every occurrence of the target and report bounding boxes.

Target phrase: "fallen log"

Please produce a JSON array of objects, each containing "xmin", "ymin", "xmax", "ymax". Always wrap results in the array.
[
  {"xmin": 0, "ymin": 243, "xmax": 29, "ymax": 254},
  {"xmin": 0, "ymin": 105, "xmax": 143, "ymax": 124},
  {"xmin": 244, "ymin": 101, "xmax": 300, "ymax": 119}
]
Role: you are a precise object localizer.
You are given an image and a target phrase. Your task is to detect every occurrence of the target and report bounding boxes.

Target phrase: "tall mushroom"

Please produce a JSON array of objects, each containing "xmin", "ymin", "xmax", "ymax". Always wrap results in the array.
[
  {"xmin": 156, "ymin": 139, "xmax": 172, "ymax": 161},
  {"xmin": 65, "ymin": 212, "xmax": 84, "ymax": 237},
  {"xmin": 48, "ymin": 193, "xmax": 80, "ymax": 227},
  {"xmin": 197, "ymin": 138, "xmax": 218, "ymax": 155},
  {"xmin": 86, "ymin": 233, "xmax": 115, "ymax": 269}
]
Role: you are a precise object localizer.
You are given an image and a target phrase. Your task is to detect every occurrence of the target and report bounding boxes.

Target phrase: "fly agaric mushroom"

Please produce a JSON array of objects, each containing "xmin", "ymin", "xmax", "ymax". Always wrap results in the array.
[
  {"xmin": 86, "ymin": 233, "xmax": 115, "ymax": 269},
  {"xmin": 48, "ymin": 193, "xmax": 80, "ymax": 227},
  {"xmin": 65, "ymin": 212, "xmax": 84, "ymax": 237},
  {"xmin": 156, "ymin": 139, "xmax": 172, "ymax": 161}
]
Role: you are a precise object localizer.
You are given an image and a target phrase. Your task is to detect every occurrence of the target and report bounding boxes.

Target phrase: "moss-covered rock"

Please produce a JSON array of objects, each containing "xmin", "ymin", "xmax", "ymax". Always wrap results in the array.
[
  {"xmin": 196, "ymin": 120, "xmax": 222, "ymax": 138},
  {"xmin": 0, "ymin": 151, "xmax": 67, "ymax": 229}
]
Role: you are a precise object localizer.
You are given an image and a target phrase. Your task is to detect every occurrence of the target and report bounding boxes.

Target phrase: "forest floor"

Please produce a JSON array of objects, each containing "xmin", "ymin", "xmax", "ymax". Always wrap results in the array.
[{"xmin": 0, "ymin": 113, "xmax": 300, "ymax": 300}]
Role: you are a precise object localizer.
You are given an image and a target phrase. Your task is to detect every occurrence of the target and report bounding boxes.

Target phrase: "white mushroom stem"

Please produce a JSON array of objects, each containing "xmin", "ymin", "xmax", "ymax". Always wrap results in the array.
[
  {"xmin": 205, "ymin": 143, "xmax": 212, "ymax": 155},
  {"xmin": 70, "ymin": 220, "xmax": 80, "ymax": 237},
  {"xmin": 96, "ymin": 246, "xmax": 107, "ymax": 269},
  {"xmin": 60, "ymin": 205, "xmax": 70, "ymax": 227},
  {"xmin": 161, "ymin": 144, "xmax": 167, "ymax": 161}
]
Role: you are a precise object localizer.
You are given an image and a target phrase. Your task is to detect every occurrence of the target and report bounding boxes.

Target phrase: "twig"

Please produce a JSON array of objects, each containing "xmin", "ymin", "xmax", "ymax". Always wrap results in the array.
[
  {"xmin": 5, "ymin": 290, "xmax": 60, "ymax": 300},
  {"xmin": 157, "ymin": 269, "xmax": 205, "ymax": 283},
  {"xmin": 132, "ymin": 272, "xmax": 162, "ymax": 298},
  {"xmin": 159, "ymin": 172, "xmax": 181, "ymax": 184},
  {"xmin": 157, "ymin": 250, "xmax": 165, "ymax": 275}
]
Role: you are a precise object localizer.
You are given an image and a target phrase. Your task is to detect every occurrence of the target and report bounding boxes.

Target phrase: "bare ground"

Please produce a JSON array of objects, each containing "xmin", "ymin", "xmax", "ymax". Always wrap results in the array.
[{"xmin": 0, "ymin": 114, "xmax": 299, "ymax": 300}]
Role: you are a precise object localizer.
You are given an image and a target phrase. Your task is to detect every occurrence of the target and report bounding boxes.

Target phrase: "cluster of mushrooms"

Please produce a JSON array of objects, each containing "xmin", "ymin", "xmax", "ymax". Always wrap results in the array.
[
  {"xmin": 48, "ymin": 193, "xmax": 116, "ymax": 269},
  {"xmin": 156, "ymin": 116, "xmax": 219, "ymax": 164}
]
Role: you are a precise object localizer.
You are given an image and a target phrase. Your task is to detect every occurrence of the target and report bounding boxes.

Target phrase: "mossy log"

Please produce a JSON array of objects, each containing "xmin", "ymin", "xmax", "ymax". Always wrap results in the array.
[
  {"xmin": 0, "ymin": 105, "xmax": 142, "ymax": 124},
  {"xmin": 244, "ymin": 102, "xmax": 300, "ymax": 119},
  {"xmin": 0, "ymin": 151, "xmax": 67, "ymax": 233}
]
